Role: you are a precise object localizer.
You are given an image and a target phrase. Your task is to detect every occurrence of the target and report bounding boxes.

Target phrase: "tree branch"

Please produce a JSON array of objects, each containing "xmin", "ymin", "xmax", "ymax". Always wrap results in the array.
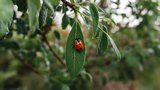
[
  {"xmin": 42, "ymin": 35, "xmax": 66, "ymax": 67},
  {"xmin": 61, "ymin": 0, "xmax": 76, "ymax": 13}
]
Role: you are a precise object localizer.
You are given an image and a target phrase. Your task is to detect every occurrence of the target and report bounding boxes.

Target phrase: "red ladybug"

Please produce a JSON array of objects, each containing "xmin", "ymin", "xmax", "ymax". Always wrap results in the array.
[{"xmin": 74, "ymin": 38, "xmax": 84, "ymax": 52}]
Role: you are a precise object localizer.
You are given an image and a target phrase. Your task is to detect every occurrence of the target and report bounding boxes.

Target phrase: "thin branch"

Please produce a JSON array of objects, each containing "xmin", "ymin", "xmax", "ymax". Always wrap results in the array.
[
  {"xmin": 61, "ymin": 0, "xmax": 77, "ymax": 14},
  {"xmin": 61, "ymin": 0, "xmax": 75, "ymax": 10},
  {"xmin": 42, "ymin": 35, "xmax": 66, "ymax": 67}
]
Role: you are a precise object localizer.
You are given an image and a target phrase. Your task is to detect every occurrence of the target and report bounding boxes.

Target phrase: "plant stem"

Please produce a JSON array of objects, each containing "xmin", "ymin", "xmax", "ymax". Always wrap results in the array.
[
  {"xmin": 61, "ymin": 0, "xmax": 77, "ymax": 16},
  {"xmin": 42, "ymin": 35, "xmax": 66, "ymax": 67},
  {"xmin": 61, "ymin": 0, "xmax": 75, "ymax": 10}
]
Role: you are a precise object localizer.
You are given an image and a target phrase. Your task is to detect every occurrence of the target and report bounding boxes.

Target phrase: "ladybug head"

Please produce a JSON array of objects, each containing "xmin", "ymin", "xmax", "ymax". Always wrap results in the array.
[{"xmin": 75, "ymin": 38, "xmax": 80, "ymax": 42}]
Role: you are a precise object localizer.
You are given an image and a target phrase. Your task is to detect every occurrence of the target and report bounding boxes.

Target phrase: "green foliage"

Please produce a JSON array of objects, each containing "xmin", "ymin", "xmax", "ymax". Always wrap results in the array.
[
  {"xmin": 89, "ymin": 3, "xmax": 99, "ymax": 37},
  {"xmin": 62, "ymin": 14, "xmax": 70, "ymax": 29},
  {"xmin": 39, "ymin": 3, "xmax": 48, "ymax": 28},
  {"xmin": 65, "ymin": 21, "xmax": 85, "ymax": 78},
  {"xmin": 54, "ymin": 30, "xmax": 61, "ymax": 40},
  {"xmin": 44, "ymin": 0, "xmax": 55, "ymax": 12},
  {"xmin": 52, "ymin": 0, "xmax": 60, "ymax": 6},
  {"xmin": 98, "ymin": 26, "xmax": 121, "ymax": 60},
  {"xmin": 0, "ymin": 21, "xmax": 10, "ymax": 38},
  {"xmin": 0, "ymin": 0, "xmax": 13, "ymax": 38},
  {"xmin": 13, "ymin": 0, "xmax": 27, "ymax": 12},
  {"xmin": 27, "ymin": 0, "xmax": 41, "ymax": 33},
  {"xmin": 0, "ymin": 0, "xmax": 160, "ymax": 90},
  {"xmin": 98, "ymin": 26, "xmax": 108, "ymax": 55},
  {"xmin": 0, "ymin": 0, "xmax": 13, "ymax": 22},
  {"xmin": 0, "ymin": 40, "xmax": 20, "ymax": 50}
]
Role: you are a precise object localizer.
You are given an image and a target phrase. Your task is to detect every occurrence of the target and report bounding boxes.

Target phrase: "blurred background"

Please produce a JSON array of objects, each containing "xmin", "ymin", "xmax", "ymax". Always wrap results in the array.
[{"xmin": 0, "ymin": 0, "xmax": 160, "ymax": 90}]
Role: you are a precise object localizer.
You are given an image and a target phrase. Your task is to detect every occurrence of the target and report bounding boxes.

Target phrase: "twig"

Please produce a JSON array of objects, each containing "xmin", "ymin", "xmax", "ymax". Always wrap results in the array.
[
  {"xmin": 42, "ymin": 35, "xmax": 66, "ymax": 67},
  {"xmin": 61, "ymin": 0, "xmax": 76, "ymax": 14},
  {"xmin": 61, "ymin": 0, "xmax": 75, "ymax": 10}
]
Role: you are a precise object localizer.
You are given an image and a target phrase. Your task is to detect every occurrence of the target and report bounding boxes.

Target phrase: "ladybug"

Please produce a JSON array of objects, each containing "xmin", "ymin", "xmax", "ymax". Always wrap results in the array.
[{"xmin": 74, "ymin": 38, "xmax": 84, "ymax": 52}]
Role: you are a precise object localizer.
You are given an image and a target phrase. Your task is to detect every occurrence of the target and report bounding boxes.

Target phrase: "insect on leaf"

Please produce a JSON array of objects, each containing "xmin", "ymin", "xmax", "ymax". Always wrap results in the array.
[{"xmin": 65, "ymin": 21, "xmax": 85, "ymax": 78}]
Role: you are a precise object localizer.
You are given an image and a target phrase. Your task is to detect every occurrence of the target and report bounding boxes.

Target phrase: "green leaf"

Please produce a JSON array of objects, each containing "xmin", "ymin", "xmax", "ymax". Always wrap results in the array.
[
  {"xmin": 14, "ymin": 50, "xmax": 36, "ymax": 61},
  {"xmin": 61, "ymin": 84, "xmax": 70, "ymax": 90},
  {"xmin": 89, "ymin": 3, "xmax": 99, "ymax": 37},
  {"xmin": 44, "ymin": 0, "xmax": 54, "ymax": 12},
  {"xmin": 51, "ymin": 0, "xmax": 60, "ymax": 6},
  {"xmin": 0, "ymin": 40, "xmax": 20, "ymax": 50},
  {"xmin": 75, "ymin": 0, "xmax": 82, "ymax": 3},
  {"xmin": 44, "ymin": 0, "xmax": 60, "ymax": 7},
  {"xmin": 0, "ymin": 21, "xmax": 9, "ymax": 38},
  {"xmin": 16, "ymin": 19, "xmax": 28, "ymax": 35},
  {"xmin": 13, "ymin": 0, "xmax": 27, "ymax": 12},
  {"xmin": 27, "ymin": 0, "xmax": 41, "ymax": 32},
  {"xmin": 65, "ymin": 21, "xmax": 85, "ymax": 78},
  {"xmin": 0, "ymin": 0, "xmax": 13, "ymax": 38},
  {"xmin": 95, "ymin": 28, "xmax": 100, "ymax": 37},
  {"xmin": 62, "ymin": 4, "xmax": 68, "ymax": 13},
  {"xmin": 79, "ymin": 12, "xmax": 90, "ymax": 30},
  {"xmin": 99, "ymin": 27, "xmax": 121, "ymax": 60},
  {"xmin": 69, "ymin": 17, "xmax": 75, "ymax": 26},
  {"xmin": 39, "ymin": 3, "xmax": 48, "ymax": 28},
  {"xmin": 54, "ymin": 30, "xmax": 60, "ymax": 40},
  {"xmin": 56, "ymin": 6, "xmax": 62, "ymax": 11},
  {"xmin": 27, "ymin": 50, "xmax": 37, "ymax": 61},
  {"xmin": 46, "ymin": 16, "xmax": 53, "ymax": 26},
  {"xmin": 126, "ymin": 54, "xmax": 140, "ymax": 67},
  {"xmin": 0, "ymin": 0, "xmax": 13, "ymax": 22},
  {"xmin": 70, "ymin": 0, "xmax": 75, "ymax": 3},
  {"xmin": 62, "ymin": 14, "xmax": 70, "ymax": 29},
  {"xmin": 40, "ymin": 42, "xmax": 50, "ymax": 70},
  {"xmin": 83, "ymin": 16, "xmax": 89, "ymax": 26},
  {"xmin": 98, "ymin": 26, "xmax": 108, "ymax": 55}
]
